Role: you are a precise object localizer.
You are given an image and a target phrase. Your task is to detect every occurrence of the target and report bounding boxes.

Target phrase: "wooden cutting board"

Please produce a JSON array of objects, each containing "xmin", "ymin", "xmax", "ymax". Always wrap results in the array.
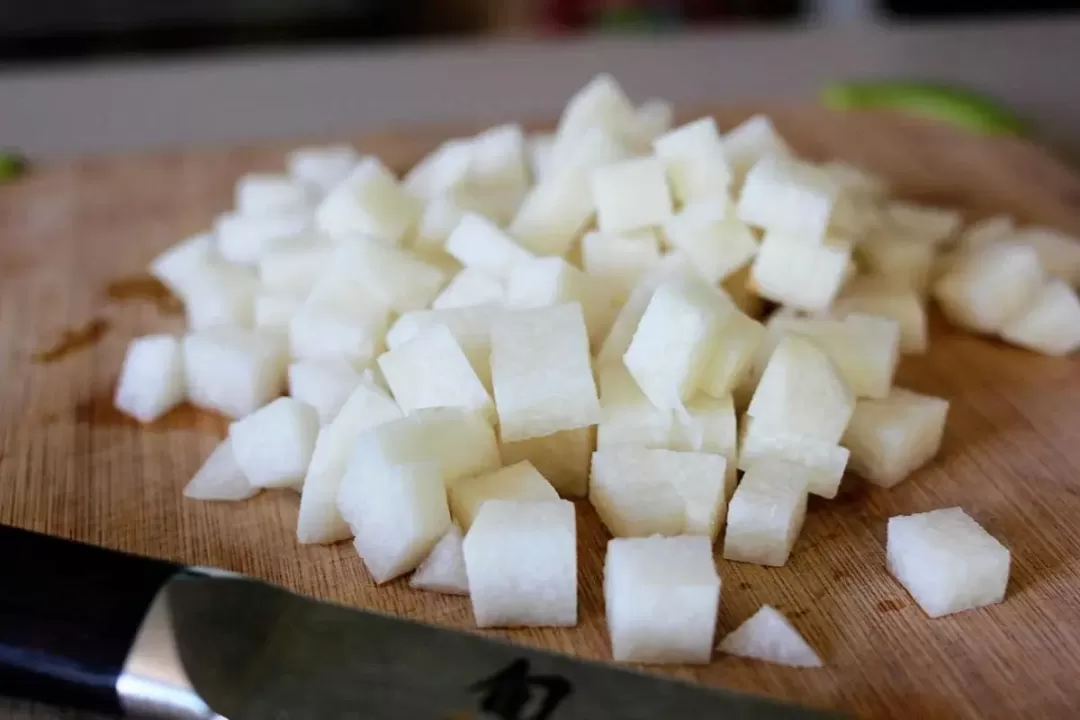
[{"xmin": 3, "ymin": 107, "xmax": 1080, "ymax": 720}]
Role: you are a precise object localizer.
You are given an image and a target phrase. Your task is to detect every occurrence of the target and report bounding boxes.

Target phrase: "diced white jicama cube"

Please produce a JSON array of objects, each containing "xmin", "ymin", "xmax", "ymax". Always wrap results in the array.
[
  {"xmin": 623, "ymin": 273, "xmax": 730, "ymax": 410},
  {"xmin": 114, "ymin": 335, "xmax": 185, "ymax": 423},
  {"xmin": 858, "ymin": 235, "xmax": 936, "ymax": 295},
  {"xmin": 297, "ymin": 378, "xmax": 402, "ymax": 544},
  {"xmin": 747, "ymin": 335, "xmax": 854, "ymax": 444},
  {"xmin": 551, "ymin": 73, "xmax": 639, "ymax": 166},
  {"xmin": 466, "ymin": 124, "xmax": 530, "ymax": 199},
  {"xmin": 505, "ymin": 257, "xmax": 611, "ymax": 343},
  {"xmin": 886, "ymin": 201, "xmax": 963, "ymax": 246},
  {"xmin": 722, "ymin": 460, "xmax": 809, "ymax": 567},
  {"xmin": 499, "ymin": 427, "xmax": 595, "ymax": 499},
  {"xmin": 666, "ymin": 452, "xmax": 730, "ymax": 539},
  {"xmin": 387, "ymin": 304, "xmax": 502, "ymax": 391},
  {"xmin": 288, "ymin": 358, "xmax": 361, "ymax": 425},
  {"xmin": 887, "ymin": 507, "xmax": 1010, "ymax": 617},
  {"xmin": 254, "ymin": 292, "xmax": 302, "ymax": 336},
  {"xmin": 672, "ymin": 394, "xmax": 739, "ymax": 491},
  {"xmin": 332, "ymin": 236, "xmax": 448, "ymax": 313},
  {"xmin": 750, "ymin": 231, "xmax": 852, "ymax": 312},
  {"xmin": 842, "ymin": 388, "xmax": 949, "ymax": 488},
  {"xmin": 182, "ymin": 328, "xmax": 287, "ymax": 419},
  {"xmin": 377, "ymin": 323, "xmax": 494, "ymax": 424},
  {"xmin": 634, "ymin": 99, "xmax": 675, "ymax": 143},
  {"xmin": 717, "ymin": 605, "xmax": 822, "ymax": 668},
  {"xmin": 605, "ymin": 536, "xmax": 721, "ymax": 664},
  {"xmin": 228, "ymin": 397, "xmax": 319, "ymax": 489},
  {"xmin": 181, "ymin": 263, "xmax": 257, "ymax": 330},
  {"xmin": 287, "ymin": 144, "xmax": 359, "ymax": 195},
  {"xmin": 960, "ymin": 215, "xmax": 1015, "ymax": 253},
  {"xmin": 737, "ymin": 155, "xmax": 837, "ymax": 244},
  {"xmin": 527, "ymin": 133, "xmax": 555, "ymax": 182},
  {"xmin": 235, "ymin": 173, "xmax": 315, "ymax": 216},
  {"xmin": 697, "ymin": 310, "xmax": 766, "ymax": 399},
  {"xmin": 315, "ymin": 158, "xmax": 421, "ymax": 245},
  {"xmin": 183, "ymin": 438, "xmax": 259, "ymax": 501},
  {"xmin": 1000, "ymin": 280, "xmax": 1080, "ymax": 356},
  {"xmin": 343, "ymin": 461, "xmax": 451, "ymax": 584},
  {"xmin": 831, "ymin": 278, "xmax": 928, "ymax": 354},
  {"xmin": 590, "ymin": 448, "xmax": 685, "ymax": 538},
  {"xmin": 738, "ymin": 417, "xmax": 849, "ymax": 499},
  {"xmin": 581, "ymin": 228, "xmax": 662, "ymax": 299},
  {"xmin": 449, "ymin": 460, "xmax": 559, "ymax": 531},
  {"xmin": 511, "ymin": 126, "xmax": 631, "ymax": 257},
  {"xmin": 596, "ymin": 254, "xmax": 690, "ymax": 367},
  {"xmin": 404, "ymin": 139, "xmax": 473, "ymax": 200},
  {"xmin": 934, "ymin": 241, "xmax": 1044, "ymax": 334},
  {"xmin": 258, "ymin": 245, "xmax": 330, "ymax": 295},
  {"xmin": 596, "ymin": 364, "xmax": 673, "ymax": 450},
  {"xmin": 653, "ymin": 117, "xmax": 731, "ymax": 206},
  {"xmin": 289, "ymin": 306, "xmax": 387, "ymax": 369},
  {"xmin": 445, "ymin": 213, "xmax": 532, "ymax": 280},
  {"xmin": 431, "ymin": 268, "xmax": 504, "ymax": 310},
  {"xmin": 491, "ymin": 303, "xmax": 600, "ymax": 442},
  {"xmin": 411, "ymin": 191, "xmax": 473, "ymax": 252},
  {"xmin": 1014, "ymin": 226, "xmax": 1080, "ymax": 285},
  {"xmin": 214, "ymin": 211, "xmax": 310, "ymax": 266},
  {"xmin": 591, "ymin": 156, "xmax": 674, "ymax": 234},
  {"xmin": 149, "ymin": 233, "xmax": 214, "ymax": 296},
  {"xmin": 410, "ymin": 523, "xmax": 469, "ymax": 596},
  {"xmin": 663, "ymin": 199, "xmax": 758, "ymax": 284},
  {"xmin": 723, "ymin": 115, "xmax": 792, "ymax": 185},
  {"xmin": 462, "ymin": 499, "xmax": 577, "ymax": 628}
]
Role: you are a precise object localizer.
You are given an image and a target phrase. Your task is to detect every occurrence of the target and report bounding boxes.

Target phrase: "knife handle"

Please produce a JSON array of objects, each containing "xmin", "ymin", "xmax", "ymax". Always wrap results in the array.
[{"xmin": 0, "ymin": 524, "xmax": 181, "ymax": 715}]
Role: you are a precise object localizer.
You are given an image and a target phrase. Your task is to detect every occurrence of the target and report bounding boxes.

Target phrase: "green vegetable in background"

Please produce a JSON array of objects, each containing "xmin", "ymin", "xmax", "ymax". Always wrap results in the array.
[
  {"xmin": 821, "ymin": 81, "xmax": 1030, "ymax": 137},
  {"xmin": 0, "ymin": 149, "xmax": 29, "ymax": 182}
]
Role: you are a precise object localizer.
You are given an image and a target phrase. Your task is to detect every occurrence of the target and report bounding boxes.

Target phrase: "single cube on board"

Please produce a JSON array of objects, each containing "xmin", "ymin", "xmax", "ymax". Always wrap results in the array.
[{"xmin": 114, "ymin": 335, "xmax": 185, "ymax": 424}]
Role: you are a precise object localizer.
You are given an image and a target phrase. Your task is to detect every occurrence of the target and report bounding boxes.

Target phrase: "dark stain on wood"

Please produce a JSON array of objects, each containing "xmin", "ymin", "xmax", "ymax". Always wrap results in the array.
[
  {"xmin": 105, "ymin": 274, "xmax": 183, "ymax": 314},
  {"xmin": 876, "ymin": 599, "xmax": 907, "ymax": 613},
  {"xmin": 32, "ymin": 318, "xmax": 110, "ymax": 363}
]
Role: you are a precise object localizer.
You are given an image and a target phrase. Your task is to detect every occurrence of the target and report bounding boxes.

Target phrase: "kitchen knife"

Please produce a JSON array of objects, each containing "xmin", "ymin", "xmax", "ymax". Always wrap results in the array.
[{"xmin": 0, "ymin": 524, "xmax": 839, "ymax": 719}]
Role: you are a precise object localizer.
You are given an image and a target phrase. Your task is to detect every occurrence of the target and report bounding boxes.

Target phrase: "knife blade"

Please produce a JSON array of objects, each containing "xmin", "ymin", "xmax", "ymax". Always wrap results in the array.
[{"xmin": 0, "ymin": 524, "xmax": 839, "ymax": 719}]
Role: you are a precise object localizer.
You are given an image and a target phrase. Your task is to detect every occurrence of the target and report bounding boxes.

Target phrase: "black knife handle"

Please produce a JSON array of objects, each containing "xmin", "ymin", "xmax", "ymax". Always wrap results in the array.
[{"xmin": 0, "ymin": 524, "xmax": 182, "ymax": 715}]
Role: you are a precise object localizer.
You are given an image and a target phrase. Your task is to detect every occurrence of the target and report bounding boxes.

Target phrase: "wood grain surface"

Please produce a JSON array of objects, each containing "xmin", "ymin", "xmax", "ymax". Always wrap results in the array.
[{"xmin": 3, "ymin": 108, "xmax": 1080, "ymax": 719}]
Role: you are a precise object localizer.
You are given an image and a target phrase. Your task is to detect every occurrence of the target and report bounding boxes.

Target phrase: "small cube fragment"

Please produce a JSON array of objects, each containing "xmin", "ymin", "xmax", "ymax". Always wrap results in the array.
[
  {"xmin": 737, "ymin": 156, "xmax": 837, "ymax": 244},
  {"xmin": 183, "ymin": 328, "xmax": 287, "ymax": 419},
  {"xmin": 723, "ymin": 115, "xmax": 792, "ymax": 185},
  {"xmin": 449, "ymin": 460, "xmax": 559, "ymax": 530},
  {"xmin": 663, "ymin": 199, "xmax": 759, "ymax": 285},
  {"xmin": 653, "ymin": 117, "xmax": 731, "ymax": 205},
  {"xmin": 887, "ymin": 507, "xmax": 1010, "ymax": 617},
  {"xmin": 723, "ymin": 460, "xmax": 809, "ymax": 567},
  {"xmin": 183, "ymin": 438, "xmax": 260, "ymax": 502},
  {"xmin": 934, "ymin": 242, "xmax": 1044, "ymax": 334},
  {"xmin": 591, "ymin": 156, "xmax": 674, "ymax": 234},
  {"xmin": 463, "ymin": 500, "xmax": 577, "ymax": 628},
  {"xmin": 1000, "ymin": 280, "xmax": 1080, "ymax": 356},
  {"xmin": 445, "ymin": 213, "xmax": 533, "ymax": 280},
  {"xmin": 410, "ymin": 523, "xmax": 470, "ymax": 596},
  {"xmin": 717, "ymin": 605, "xmax": 823, "ymax": 668},
  {"xmin": 288, "ymin": 358, "xmax": 361, "ymax": 425},
  {"xmin": 738, "ymin": 417, "xmax": 849, "ymax": 499},
  {"xmin": 315, "ymin": 157, "xmax": 421, "ymax": 245},
  {"xmin": 750, "ymin": 231, "xmax": 852, "ymax": 312},
  {"xmin": 114, "ymin": 335, "xmax": 185, "ymax": 423},
  {"xmin": 842, "ymin": 388, "xmax": 949, "ymax": 488},
  {"xmin": 228, "ymin": 397, "xmax": 319, "ymax": 490},
  {"xmin": 431, "ymin": 268, "xmax": 504, "ymax": 310},
  {"xmin": 605, "ymin": 536, "xmax": 721, "ymax": 664},
  {"xmin": 581, "ymin": 228, "xmax": 663, "ymax": 299}
]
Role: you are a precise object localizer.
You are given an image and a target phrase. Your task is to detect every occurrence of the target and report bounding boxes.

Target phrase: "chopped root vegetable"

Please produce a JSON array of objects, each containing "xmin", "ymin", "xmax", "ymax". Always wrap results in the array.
[{"xmin": 718, "ymin": 606, "xmax": 823, "ymax": 668}]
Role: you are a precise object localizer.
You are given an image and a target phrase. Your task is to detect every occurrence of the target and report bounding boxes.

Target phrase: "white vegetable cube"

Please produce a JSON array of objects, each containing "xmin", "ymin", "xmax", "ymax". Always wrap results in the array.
[
  {"xmin": 1000, "ymin": 280, "xmax": 1080, "ymax": 356},
  {"xmin": 634, "ymin": 99, "xmax": 674, "ymax": 143},
  {"xmin": 287, "ymin": 144, "xmax": 359, "ymax": 194},
  {"xmin": 858, "ymin": 235, "xmax": 936, "ymax": 295},
  {"xmin": 183, "ymin": 328, "xmax": 287, "ymax": 419},
  {"xmin": 410, "ymin": 523, "xmax": 469, "ymax": 596},
  {"xmin": 431, "ymin": 268, "xmax": 504, "ymax": 310},
  {"xmin": 623, "ymin": 274, "xmax": 730, "ymax": 410},
  {"xmin": 887, "ymin": 507, "xmax": 1010, "ymax": 617},
  {"xmin": 499, "ymin": 427, "xmax": 595, "ymax": 499},
  {"xmin": 750, "ymin": 231, "xmax": 852, "ymax": 312},
  {"xmin": 591, "ymin": 156, "xmax": 674, "ymax": 234},
  {"xmin": 289, "ymin": 306, "xmax": 386, "ymax": 370},
  {"xmin": 183, "ymin": 438, "xmax": 259, "ymax": 502},
  {"xmin": 663, "ymin": 199, "xmax": 759, "ymax": 284},
  {"xmin": 333, "ymin": 236, "xmax": 448, "ymax": 313},
  {"xmin": 842, "ymin": 388, "xmax": 949, "ymax": 488},
  {"xmin": 597, "ymin": 254, "xmax": 690, "ymax": 367},
  {"xmin": 387, "ymin": 304, "xmax": 502, "ymax": 393},
  {"xmin": 738, "ymin": 417, "xmax": 849, "ymax": 499},
  {"xmin": 581, "ymin": 229, "xmax": 662, "ymax": 299},
  {"xmin": 604, "ymin": 536, "xmax": 721, "ymax": 664},
  {"xmin": 403, "ymin": 138, "xmax": 473, "ymax": 200},
  {"xmin": 832, "ymin": 279, "xmax": 928, "ymax": 355},
  {"xmin": 466, "ymin": 123, "xmax": 529, "ymax": 198},
  {"xmin": 1014, "ymin": 226, "xmax": 1080, "ymax": 285},
  {"xmin": 288, "ymin": 359, "xmax": 361, "ymax": 425},
  {"xmin": 723, "ymin": 115, "xmax": 792, "ymax": 184},
  {"xmin": 297, "ymin": 378, "xmax": 402, "ymax": 544},
  {"xmin": 886, "ymin": 201, "xmax": 962, "ymax": 246},
  {"xmin": 590, "ymin": 448, "xmax": 685, "ymax": 538},
  {"xmin": 449, "ymin": 460, "xmax": 559, "ymax": 530},
  {"xmin": 181, "ymin": 263, "xmax": 257, "ymax": 331},
  {"xmin": 343, "ymin": 461, "xmax": 452, "ymax": 584},
  {"xmin": 214, "ymin": 211, "xmax": 310, "ymax": 266},
  {"xmin": 235, "ymin": 173, "xmax": 315, "ymax": 215},
  {"xmin": 736, "ymin": 156, "xmax": 837, "ymax": 243},
  {"xmin": 653, "ymin": 117, "xmax": 731, "ymax": 205},
  {"xmin": 748, "ymin": 335, "xmax": 854, "ymax": 444},
  {"xmin": 717, "ymin": 605, "xmax": 822, "ymax": 668},
  {"xmin": 672, "ymin": 394, "xmax": 739, "ymax": 491},
  {"xmin": 491, "ymin": 303, "xmax": 600, "ymax": 442},
  {"xmin": 377, "ymin": 323, "xmax": 494, "ymax": 424},
  {"xmin": 934, "ymin": 242, "xmax": 1044, "ymax": 334},
  {"xmin": 445, "ymin": 213, "xmax": 533, "ymax": 280},
  {"xmin": 723, "ymin": 460, "xmax": 809, "ymax": 567},
  {"xmin": 698, "ymin": 310, "xmax": 766, "ymax": 399},
  {"xmin": 228, "ymin": 397, "xmax": 319, "ymax": 489},
  {"xmin": 596, "ymin": 365, "xmax": 673, "ymax": 450},
  {"xmin": 462, "ymin": 499, "xmax": 577, "ymax": 628},
  {"xmin": 411, "ymin": 191, "xmax": 471, "ymax": 252},
  {"xmin": 315, "ymin": 157, "xmax": 421, "ymax": 244},
  {"xmin": 149, "ymin": 233, "xmax": 214, "ymax": 296},
  {"xmin": 528, "ymin": 133, "xmax": 555, "ymax": 182},
  {"xmin": 505, "ymin": 257, "xmax": 586, "ymax": 309},
  {"xmin": 552, "ymin": 73, "xmax": 639, "ymax": 164},
  {"xmin": 114, "ymin": 335, "xmax": 185, "ymax": 423},
  {"xmin": 258, "ymin": 245, "xmax": 330, "ymax": 296}
]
